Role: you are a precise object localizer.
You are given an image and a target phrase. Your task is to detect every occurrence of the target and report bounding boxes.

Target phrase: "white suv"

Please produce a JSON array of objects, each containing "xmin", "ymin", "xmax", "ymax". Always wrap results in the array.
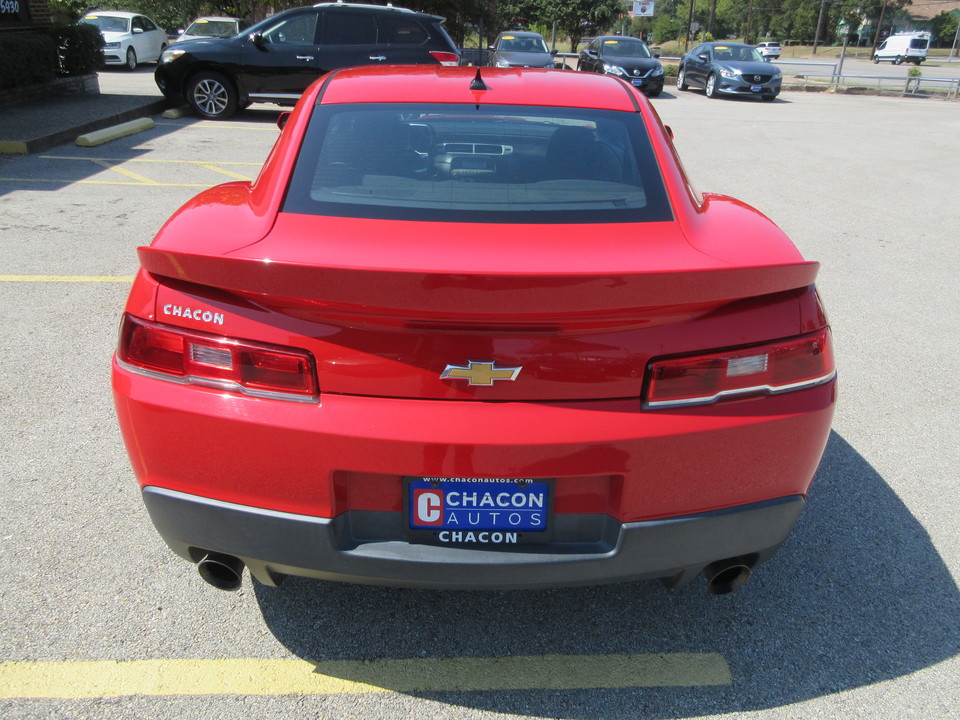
[{"xmin": 755, "ymin": 42, "xmax": 781, "ymax": 61}]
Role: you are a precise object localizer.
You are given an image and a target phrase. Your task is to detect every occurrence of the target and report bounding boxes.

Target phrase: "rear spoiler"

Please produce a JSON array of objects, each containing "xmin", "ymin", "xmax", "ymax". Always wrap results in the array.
[{"xmin": 139, "ymin": 246, "xmax": 819, "ymax": 319}]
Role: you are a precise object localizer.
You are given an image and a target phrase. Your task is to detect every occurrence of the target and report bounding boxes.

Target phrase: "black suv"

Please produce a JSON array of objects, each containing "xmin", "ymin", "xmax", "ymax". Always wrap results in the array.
[{"xmin": 155, "ymin": 3, "xmax": 460, "ymax": 119}]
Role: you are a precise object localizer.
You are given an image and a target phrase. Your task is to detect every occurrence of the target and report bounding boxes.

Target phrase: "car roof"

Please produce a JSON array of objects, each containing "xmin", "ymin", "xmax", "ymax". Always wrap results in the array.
[
  {"xmin": 83, "ymin": 10, "xmax": 139, "ymax": 18},
  {"xmin": 188, "ymin": 16, "xmax": 242, "ymax": 22},
  {"xmin": 318, "ymin": 66, "xmax": 644, "ymax": 112},
  {"xmin": 312, "ymin": 2, "xmax": 421, "ymax": 15},
  {"xmin": 703, "ymin": 41, "xmax": 752, "ymax": 49},
  {"xmin": 497, "ymin": 31, "xmax": 544, "ymax": 37},
  {"xmin": 596, "ymin": 35, "xmax": 646, "ymax": 42}
]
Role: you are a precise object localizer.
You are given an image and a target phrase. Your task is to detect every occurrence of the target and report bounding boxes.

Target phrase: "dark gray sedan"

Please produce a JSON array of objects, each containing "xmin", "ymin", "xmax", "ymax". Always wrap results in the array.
[
  {"xmin": 677, "ymin": 42, "xmax": 781, "ymax": 101},
  {"xmin": 577, "ymin": 36, "xmax": 664, "ymax": 97},
  {"xmin": 488, "ymin": 31, "xmax": 556, "ymax": 69}
]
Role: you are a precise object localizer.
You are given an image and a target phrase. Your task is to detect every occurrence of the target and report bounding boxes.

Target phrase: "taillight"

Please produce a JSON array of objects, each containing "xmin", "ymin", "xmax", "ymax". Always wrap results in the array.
[
  {"xmin": 430, "ymin": 51, "xmax": 460, "ymax": 66},
  {"xmin": 644, "ymin": 328, "xmax": 835, "ymax": 408},
  {"xmin": 118, "ymin": 314, "xmax": 318, "ymax": 402}
]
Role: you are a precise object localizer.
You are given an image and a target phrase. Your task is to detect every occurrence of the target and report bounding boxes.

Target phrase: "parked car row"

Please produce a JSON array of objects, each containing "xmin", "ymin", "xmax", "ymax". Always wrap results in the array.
[{"xmin": 82, "ymin": 5, "xmax": 788, "ymax": 109}]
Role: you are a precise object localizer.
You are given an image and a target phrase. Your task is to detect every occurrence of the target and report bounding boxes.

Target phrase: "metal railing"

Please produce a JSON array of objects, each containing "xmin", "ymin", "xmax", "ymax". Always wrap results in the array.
[{"xmin": 781, "ymin": 72, "xmax": 960, "ymax": 100}]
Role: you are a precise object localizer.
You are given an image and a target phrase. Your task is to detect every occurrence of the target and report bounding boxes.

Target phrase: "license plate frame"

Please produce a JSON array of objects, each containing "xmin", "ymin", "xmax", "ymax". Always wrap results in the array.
[{"xmin": 403, "ymin": 476, "xmax": 553, "ymax": 546}]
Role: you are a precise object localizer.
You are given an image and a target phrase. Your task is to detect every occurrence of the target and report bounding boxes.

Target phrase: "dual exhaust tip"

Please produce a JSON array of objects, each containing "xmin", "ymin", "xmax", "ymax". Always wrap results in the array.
[
  {"xmin": 195, "ymin": 551, "xmax": 752, "ymax": 595},
  {"xmin": 197, "ymin": 552, "xmax": 245, "ymax": 591},
  {"xmin": 703, "ymin": 559, "xmax": 752, "ymax": 595}
]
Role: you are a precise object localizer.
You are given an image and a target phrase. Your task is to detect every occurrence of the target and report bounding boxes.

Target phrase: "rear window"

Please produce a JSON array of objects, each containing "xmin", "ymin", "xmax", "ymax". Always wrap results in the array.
[
  {"xmin": 909, "ymin": 38, "xmax": 927, "ymax": 49},
  {"xmin": 283, "ymin": 103, "xmax": 673, "ymax": 224}
]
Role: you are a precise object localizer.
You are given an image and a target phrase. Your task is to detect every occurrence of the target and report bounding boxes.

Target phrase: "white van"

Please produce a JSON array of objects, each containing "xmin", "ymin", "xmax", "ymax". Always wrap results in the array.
[{"xmin": 873, "ymin": 32, "xmax": 930, "ymax": 65}]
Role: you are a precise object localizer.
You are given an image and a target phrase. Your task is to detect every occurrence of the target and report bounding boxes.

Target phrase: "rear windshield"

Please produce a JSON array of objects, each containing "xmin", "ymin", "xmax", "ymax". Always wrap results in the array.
[
  {"xmin": 910, "ymin": 38, "xmax": 927, "ymax": 49},
  {"xmin": 283, "ymin": 103, "xmax": 673, "ymax": 224}
]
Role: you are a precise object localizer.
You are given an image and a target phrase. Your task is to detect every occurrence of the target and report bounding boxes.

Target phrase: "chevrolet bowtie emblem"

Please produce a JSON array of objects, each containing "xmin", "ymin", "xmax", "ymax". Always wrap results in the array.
[{"xmin": 441, "ymin": 361, "xmax": 522, "ymax": 386}]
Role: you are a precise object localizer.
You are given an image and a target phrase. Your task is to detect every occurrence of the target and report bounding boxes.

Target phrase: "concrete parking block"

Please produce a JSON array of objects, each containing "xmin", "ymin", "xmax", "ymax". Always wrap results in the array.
[{"xmin": 76, "ymin": 117, "xmax": 156, "ymax": 147}]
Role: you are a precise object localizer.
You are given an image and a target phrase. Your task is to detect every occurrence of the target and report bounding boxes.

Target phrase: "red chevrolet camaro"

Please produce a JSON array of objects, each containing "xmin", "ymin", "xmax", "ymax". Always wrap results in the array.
[{"xmin": 112, "ymin": 66, "xmax": 835, "ymax": 595}]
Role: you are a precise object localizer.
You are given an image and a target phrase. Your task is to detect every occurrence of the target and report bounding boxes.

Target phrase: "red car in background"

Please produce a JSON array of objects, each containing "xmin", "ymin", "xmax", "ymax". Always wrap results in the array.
[{"xmin": 112, "ymin": 66, "xmax": 835, "ymax": 596}]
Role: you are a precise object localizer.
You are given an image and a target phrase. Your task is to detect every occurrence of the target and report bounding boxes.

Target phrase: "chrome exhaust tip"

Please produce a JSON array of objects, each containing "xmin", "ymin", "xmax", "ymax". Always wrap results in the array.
[{"xmin": 197, "ymin": 552, "xmax": 245, "ymax": 591}]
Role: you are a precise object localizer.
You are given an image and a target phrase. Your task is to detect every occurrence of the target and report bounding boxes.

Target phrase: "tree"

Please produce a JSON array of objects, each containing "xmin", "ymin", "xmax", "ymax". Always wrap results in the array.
[{"xmin": 929, "ymin": 10, "xmax": 959, "ymax": 47}]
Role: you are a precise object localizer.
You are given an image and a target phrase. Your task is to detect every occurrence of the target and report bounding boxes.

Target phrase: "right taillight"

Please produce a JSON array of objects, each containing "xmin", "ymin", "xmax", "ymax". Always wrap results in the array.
[
  {"xmin": 644, "ymin": 328, "xmax": 835, "ymax": 408},
  {"xmin": 117, "ymin": 314, "xmax": 318, "ymax": 402},
  {"xmin": 430, "ymin": 51, "xmax": 461, "ymax": 66}
]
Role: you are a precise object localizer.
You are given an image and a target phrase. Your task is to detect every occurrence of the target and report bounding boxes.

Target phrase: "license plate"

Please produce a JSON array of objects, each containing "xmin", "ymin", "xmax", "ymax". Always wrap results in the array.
[
  {"xmin": 405, "ymin": 477, "xmax": 552, "ymax": 545},
  {"xmin": 632, "ymin": 79, "xmax": 644, "ymax": 87},
  {"xmin": 751, "ymin": 84, "xmax": 763, "ymax": 92}
]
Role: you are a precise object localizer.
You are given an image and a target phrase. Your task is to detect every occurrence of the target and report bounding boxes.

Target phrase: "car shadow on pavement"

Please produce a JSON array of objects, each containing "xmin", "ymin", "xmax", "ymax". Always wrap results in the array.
[{"xmin": 253, "ymin": 430, "xmax": 959, "ymax": 717}]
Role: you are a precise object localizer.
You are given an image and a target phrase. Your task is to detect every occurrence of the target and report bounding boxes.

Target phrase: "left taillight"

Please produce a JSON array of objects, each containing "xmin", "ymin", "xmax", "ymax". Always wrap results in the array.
[
  {"xmin": 644, "ymin": 328, "xmax": 835, "ymax": 409},
  {"xmin": 429, "ymin": 51, "xmax": 460, "ymax": 66},
  {"xmin": 117, "ymin": 314, "xmax": 319, "ymax": 402}
]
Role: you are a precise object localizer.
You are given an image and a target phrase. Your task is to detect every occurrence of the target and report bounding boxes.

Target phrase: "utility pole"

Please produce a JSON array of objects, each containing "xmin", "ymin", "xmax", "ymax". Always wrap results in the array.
[
  {"xmin": 872, "ymin": 2, "xmax": 887, "ymax": 52},
  {"xmin": 813, "ymin": 0, "xmax": 828, "ymax": 55}
]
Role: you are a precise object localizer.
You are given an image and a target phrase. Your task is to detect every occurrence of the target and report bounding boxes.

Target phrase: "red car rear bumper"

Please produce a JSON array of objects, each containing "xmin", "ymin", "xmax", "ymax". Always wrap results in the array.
[{"xmin": 113, "ymin": 358, "xmax": 834, "ymax": 588}]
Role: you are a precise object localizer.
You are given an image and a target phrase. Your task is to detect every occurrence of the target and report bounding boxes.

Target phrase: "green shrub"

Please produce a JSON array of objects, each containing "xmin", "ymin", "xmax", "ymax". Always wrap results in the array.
[
  {"xmin": 0, "ymin": 34, "xmax": 58, "ymax": 91},
  {"xmin": 47, "ymin": 24, "xmax": 105, "ymax": 76}
]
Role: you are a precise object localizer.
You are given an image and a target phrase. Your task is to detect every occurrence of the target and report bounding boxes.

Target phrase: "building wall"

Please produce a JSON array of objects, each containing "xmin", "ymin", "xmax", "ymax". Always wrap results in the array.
[{"xmin": 0, "ymin": 0, "xmax": 52, "ymax": 32}]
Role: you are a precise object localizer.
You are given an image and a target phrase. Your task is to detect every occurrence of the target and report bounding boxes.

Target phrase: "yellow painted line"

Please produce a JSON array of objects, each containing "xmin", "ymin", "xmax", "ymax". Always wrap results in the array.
[
  {"xmin": 92, "ymin": 159, "xmax": 159, "ymax": 185},
  {"xmin": 0, "ymin": 177, "xmax": 213, "ymax": 187},
  {"xmin": 0, "ymin": 275, "xmax": 133, "ymax": 282},
  {"xmin": 40, "ymin": 156, "xmax": 261, "ymax": 167},
  {"xmin": 0, "ymin": 654, "xmax": 731, "ymax": 699},
  {"xmin": 195, "ymin": 162, "xmax": 254, "ymax": 180},
  {"xmin": 0, "ymin": 141, "xmax": 28, "ymax": 155},
  {"xmin": 154, "ymin": 121, "xmax": 279, "ymax": 131}
]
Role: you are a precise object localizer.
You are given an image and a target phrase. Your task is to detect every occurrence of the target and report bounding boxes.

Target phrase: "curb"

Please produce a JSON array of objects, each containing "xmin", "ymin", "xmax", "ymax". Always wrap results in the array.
[{"xmin": 1, "ymin": 98, "xmax": 169, "ymax": 155}]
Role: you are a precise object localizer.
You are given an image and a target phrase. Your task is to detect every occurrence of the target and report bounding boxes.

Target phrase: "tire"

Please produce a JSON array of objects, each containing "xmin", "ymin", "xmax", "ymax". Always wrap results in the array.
[
  {"xmin": 705, "ymin": 72, "xmax": 718, "ymax": 98},
  {"xmin": 914, "ymin": 59, "xmax": 922, "ymax": 66},
  {"xmin": 677, "ymin": 66, "xmax": 688, "ymax": 91},
  {"xmin": 125, "ymin": 47, "xmax": 137, "ymax": 71},
  {"xmin": 761, "ymin": 94, "xmax": 775, "ymax": 102},
  {"xmin": 894, "ymin": 56, "xmax": 903, "ymax": 65},
  {"xmin": 873, "ymin": 55, "xmax": 879, "ymax": 64},
  {"xmin": 186, "ymin": 71, "xmax": 238, "ymax": 120},
  {"xmin": 645, "ymin": 88, "xmax": 662, "ymax": 98}
]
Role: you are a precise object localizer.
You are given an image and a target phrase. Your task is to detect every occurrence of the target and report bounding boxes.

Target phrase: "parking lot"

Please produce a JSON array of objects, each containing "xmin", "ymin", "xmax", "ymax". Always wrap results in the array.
[{"xmin": 1, "ymin": 77, "xmax": 958, "ymax": 719}]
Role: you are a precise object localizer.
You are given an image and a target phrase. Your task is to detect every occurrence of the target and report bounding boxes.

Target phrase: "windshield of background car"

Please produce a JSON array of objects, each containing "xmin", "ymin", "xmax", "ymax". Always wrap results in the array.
[
  {"xmin": 713, "ymin": 45, "xmax": 765, "ymax": 62},
  {"xmin": 602, "ymin": 39, "xmax": 651, "ymax": 58},
  {"xmin": 284, "ymin": 104, "xmax": 673, "ymax": 224},
  {"xmin": 500, "ymin": 35, "xmax": 549, "ymax": 53},
  {"xmin": 184, "ymin": 19, "xmax": 240, "ymax": 38},
  {"xmin": 81, "ymin": 15, "xmax": 130, "ymax": 33}
]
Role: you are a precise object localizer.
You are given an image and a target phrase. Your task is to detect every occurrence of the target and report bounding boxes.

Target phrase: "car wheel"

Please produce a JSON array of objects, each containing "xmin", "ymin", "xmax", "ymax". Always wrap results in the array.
[
  {"xmin": 645, "ymin": 88, "xmax": 662, "ymax": 98},
  {"xmin": 187, "ymin": 71, "xmax": 238, "ymax": 120},
  {"xmin": 914, "ymin": 59, "xmax": 922, "ymax": 66},
  {"xmin": 125, "ymin": 47, "xmax": 137, "ymax": 71},
  {"xmin": 894, "ymin": 55, "xmax": 903, "ymax": 65},
  {"xmin": 872, "ymin": 55, "xmax": 880, "ymax": 64},
  {"xmin": 705, "ymin": 72, "xmax": 718, "ymax": 98},
  {"xmin": 677, "ymin": 66, "xmax": 688, "ymax": 91}
]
